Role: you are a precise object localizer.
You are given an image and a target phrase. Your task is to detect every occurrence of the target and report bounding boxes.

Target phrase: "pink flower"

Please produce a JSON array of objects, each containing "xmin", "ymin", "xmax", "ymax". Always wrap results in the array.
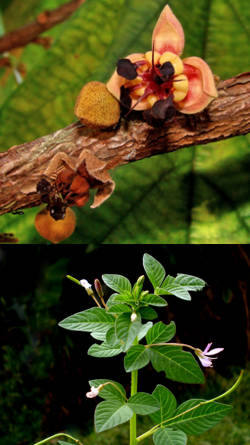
[
  {"xmin": 196, "ymin": 342, "xmax": 224, "ymax": 368},
  {"xmin": 107, "ymin": 4, "xmax": 217, "ymax": 122},
  {"xmin": 86, "ymin": 386, "xmax": 100, "ymax": 398}
]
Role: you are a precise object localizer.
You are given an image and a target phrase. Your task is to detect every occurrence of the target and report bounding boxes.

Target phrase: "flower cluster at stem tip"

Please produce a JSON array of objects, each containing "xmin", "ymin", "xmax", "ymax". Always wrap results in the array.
[{"xmin": 107, "ymin": 4, "xmax": 218, "ymax": 123}]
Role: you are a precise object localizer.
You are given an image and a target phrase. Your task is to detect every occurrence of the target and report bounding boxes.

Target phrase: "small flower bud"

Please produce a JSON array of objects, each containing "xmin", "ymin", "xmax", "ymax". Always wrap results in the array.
[
  {"xmin": 86, "ymin": 386, "xmax": 99, "ymax": 398},
  {"xmin": 94, "ymin": 279, "xmax": 104, "ymax": 298},
  {"xmin": 131, "ymin": 312, "xmax": 137, "ymax": 322}
]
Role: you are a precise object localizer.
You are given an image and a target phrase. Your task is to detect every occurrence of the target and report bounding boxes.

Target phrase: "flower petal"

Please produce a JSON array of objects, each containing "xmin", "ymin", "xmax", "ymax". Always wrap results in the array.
[
  {"xmin": 152, "ymin": 5, "xmax": 185, "ymax": 56},
  {"xmin": 176, "ymin": 57, "xmax": 218, "ymax": 114},
  {"xmin": 199, "ymin": 356, "xmax": 213, "ymax": 367},
  {"xmin": 203, "ymin": 342, "xmax": 213, "ymax": 354},
  {"xmin": 205, "ymin": 347, "xmax": 224, "ymax": 356},
  {"xmin": 106, "ymin": 53, "xmax": 145, "ymax": 101}
]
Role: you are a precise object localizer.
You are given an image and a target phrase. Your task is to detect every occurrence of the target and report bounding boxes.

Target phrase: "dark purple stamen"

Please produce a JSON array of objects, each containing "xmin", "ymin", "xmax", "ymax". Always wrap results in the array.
[
  {"xmin": 151, "ymin": 96, "xmax": 176, "ymax": 120},
  {"xmin": 117, "ymin": 58, "xmax": 137, "ymax": 80},
  {"xmin": 158, "ymin": 61, "xmax": 175, "ymax": 81},
  {"xmin": 120, "ymin": 86, "xmax": 132, "ymax": 109}
]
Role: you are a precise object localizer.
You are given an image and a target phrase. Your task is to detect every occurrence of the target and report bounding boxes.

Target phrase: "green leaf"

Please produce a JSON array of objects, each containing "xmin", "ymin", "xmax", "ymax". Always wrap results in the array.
[
  {"xmin": 146, "ymin": 321, "xmax": 176, "ymax": 345},
  {"xmin": 167, "ymin": 399, "xmax": 232, "ymax": 435},
  {"xmin": 124, "ymin": 345, "xmax": 150, "ymax": 372},
  {"xmin": 94, "ymin": 400, "xmax": 133, "ymax": 433},
  {"xmin": 90, "ymin": 331, "xmax": 107, "ymax": 341},
  {"xmin": 106, "ymin": 326, "xmax": 122, "ymax": 347},
  {"xmin": 138, "ymin": 306, "xmax": 158, "ymax": 320},
  {"xmin": 89, "ymin": 379, "xmax": 126, "ymax": 402},
  {"xmin": 143, "ymin": 254, "xmax": 166, "ymax": 289},
  {"xmin": 150, "ymin": 385, "xmax": 177, "ymax": 424},
  {"xmin": 174, "ymin": 274, "xmax": 206, "ymax": 291},
  {"xmin": 88, "ymin": 342, "xmax": 122, "ymax": 358},
  {"xmin": 156, "ymin": 286, "xmax": 192, "ymax": 301},
  {"xmin": 149, "ymin": 346, "xmax": 205, "ymax": 384},
  {"xmin": 115, "ymin": 312, "xmax": 142, "ymax": 351},
  {"xmin": 58, "ymin": 307, "xmax": 115, "ymax": 333},
  {"xmin": 107, "ymin": 304, "xmax": 132, "ymax": 314},
  {"xmin": 111, "ymin": 294, "xmax": 135, "ymax": 305},
  {"xmin": 140, "ymin": 294, "xmax": 168, "ymax": 307},
  {"xmin": 138, "ymin": 321, "xmax": 153, "ymax": 341},
  {"xmin": 127, "ymin": 392, "xmax": 160, "ymax": 415},
  {"xmin": 153, "ymin": 428, "xmax": 187, "ymax": 445},
  {"xmin": 102, "ymin": 274, "xmax": 132, "ymax": 295}
]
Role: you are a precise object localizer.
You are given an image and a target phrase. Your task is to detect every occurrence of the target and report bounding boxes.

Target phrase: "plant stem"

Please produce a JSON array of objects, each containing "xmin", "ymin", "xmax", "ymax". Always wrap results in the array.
[
  {"xmin": 32, "ymin": 432, "xmax": 82, "ymax": 445},
  {"xmin": 130, "ymin": 368, "xmax": 138, "ymax": 445},
  {"xmin": 130, "ymin": 337, "xmax": 139, "ymax": 445},
  {"xmin": 136, "ymin": 370, "xmax": 244, "ymax": 443}
]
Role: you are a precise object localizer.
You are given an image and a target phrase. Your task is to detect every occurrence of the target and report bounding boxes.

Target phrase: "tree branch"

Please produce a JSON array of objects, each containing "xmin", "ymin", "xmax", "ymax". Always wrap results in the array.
[
  {"xmin": 0, "ymin": 72, "xmax": 249, "ymax": 216},
  {"xmin": 0, "ymin": 0, "xmax": 86, "ymax": 53}
]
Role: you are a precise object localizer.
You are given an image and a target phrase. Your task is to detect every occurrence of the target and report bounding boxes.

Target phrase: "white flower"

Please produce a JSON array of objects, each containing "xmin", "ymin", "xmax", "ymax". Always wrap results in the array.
[
  {"xmin": 195, "ymin": 342, "xmax": 224, "ymax": 367},
  {"xmin": 80, "ymin": 279, "xmax": 92, "ymax": 290},
  {"xmin": 86, "ymin": 386, "xmax": 99, "ymax": 398},
  {"xmin": 131, "ymin": 312, "xmax": 137, "ymax": 322}
]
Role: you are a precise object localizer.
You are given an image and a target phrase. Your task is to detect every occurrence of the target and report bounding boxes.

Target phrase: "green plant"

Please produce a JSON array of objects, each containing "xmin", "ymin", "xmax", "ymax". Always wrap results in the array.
[{"xmin": 33, "ymin": 253, "xmax": 243, "ymax": 445}]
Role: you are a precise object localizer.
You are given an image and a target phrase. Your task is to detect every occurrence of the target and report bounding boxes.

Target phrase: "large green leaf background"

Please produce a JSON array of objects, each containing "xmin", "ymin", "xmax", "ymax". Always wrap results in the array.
[{"xmin": 0, "ymin": 0, "xmax": 249, "ymax": 243}]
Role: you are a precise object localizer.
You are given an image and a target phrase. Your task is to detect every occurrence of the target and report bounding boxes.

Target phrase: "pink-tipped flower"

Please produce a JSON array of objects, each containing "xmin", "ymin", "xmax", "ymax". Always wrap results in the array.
[
  {"xmin": 195, "ymin": 342, "xmax": 224, "ymax": 368},
  {"xmin": 86, "ymin": 386, "xmax": 100, "ymax": 398},
  {"xmin": 107, "ymin": 4, "xmax": 217, "ymax": 122}
]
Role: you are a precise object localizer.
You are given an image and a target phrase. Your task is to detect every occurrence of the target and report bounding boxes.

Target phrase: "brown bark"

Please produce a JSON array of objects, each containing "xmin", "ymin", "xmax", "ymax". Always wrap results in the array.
[
  {"xmin": 0, "ymin": 72, "xmax": 249, "ymax": 216},
  {"xmin": 0, "ymin": 0, "xmax": 86, "ymax": 53}
]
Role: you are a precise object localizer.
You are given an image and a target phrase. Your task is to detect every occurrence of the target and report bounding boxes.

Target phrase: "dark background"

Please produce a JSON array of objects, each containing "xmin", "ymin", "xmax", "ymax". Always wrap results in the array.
[{"xmin": 0, "ymin": 244, "xmax": 249, "ymax": 444}]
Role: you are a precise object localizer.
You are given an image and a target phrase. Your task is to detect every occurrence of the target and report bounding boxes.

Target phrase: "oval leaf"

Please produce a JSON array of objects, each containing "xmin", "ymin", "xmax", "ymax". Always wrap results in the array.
[
  {"xmin": 95, "ymin": 400, "xmax": 133, "ymax": 432},
  {"xmin": 153, "ymin": 428, "xmax": 187, "ymax": 445},
  {"xmin": 89, "ymin": 379, "xmax": 126, "ymax": 402},
  {"xmin": 102, "ymin": 274, "xmax": 132, "ymax": 294},
  {"xmin": 167, "ymin": 399, "xmax": 232, "ymax": 435},
  {"xmin": 150, "ymin": 385, "xmax": 177, "ymax": 424},
  {"xmin": 124, "ymin": 345, "xmax": 150, "ymax": 372},
  {"xmin": 58, "ymin": 308, "xmax": 115, "ymax": 333},
  {"xmin": 143, "ymin": 254, "xmax": 166, "ymax": 289},
  {"xmin": 149, "ymin": 346, "xmax": 205, "ymax": 384},
  {"xmin": 146, "ymin": 321, "xmax": 176, "ymax": 345},
  {"xmin": 128, "ymin": 392, "xmax": 160, "ymax": 415}
]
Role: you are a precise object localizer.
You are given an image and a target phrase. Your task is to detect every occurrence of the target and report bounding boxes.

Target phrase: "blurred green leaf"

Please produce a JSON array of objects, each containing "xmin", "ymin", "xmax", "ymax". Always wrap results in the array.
[{"xmin": 0, "ymin": 0, "xmax": 249, "ymax": 243}]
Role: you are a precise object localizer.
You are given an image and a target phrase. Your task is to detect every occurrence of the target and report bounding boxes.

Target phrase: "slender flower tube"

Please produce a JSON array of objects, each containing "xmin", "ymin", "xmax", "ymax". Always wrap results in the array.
[
  {"xmin": 107, "ymin": 4, "xmax": 218, "ymax": 121},
  {"xmin": 195, "ymin": 342, "xmax": 224, "ymax": 367}
]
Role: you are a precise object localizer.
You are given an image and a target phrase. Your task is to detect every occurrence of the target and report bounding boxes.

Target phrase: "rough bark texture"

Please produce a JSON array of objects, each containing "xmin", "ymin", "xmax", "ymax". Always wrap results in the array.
[
  {"xmin": 0, "ymin": 0, "xmax": 85, "ymax": 53},
  {"xmin": 0, "ymin": 72, "xmax": 249, "ymax": 216}
]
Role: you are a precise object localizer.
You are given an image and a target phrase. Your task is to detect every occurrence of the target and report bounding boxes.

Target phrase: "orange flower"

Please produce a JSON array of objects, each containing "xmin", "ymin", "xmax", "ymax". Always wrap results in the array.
[{"xmin": 107, "ymin": 4, "xmax": 218, "ymax": 121}]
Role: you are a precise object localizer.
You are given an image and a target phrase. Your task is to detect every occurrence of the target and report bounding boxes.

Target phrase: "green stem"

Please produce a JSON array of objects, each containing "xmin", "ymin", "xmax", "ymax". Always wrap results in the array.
[
  {"xmin": 130, "ymin": 368, "xmax": 138, "ymax": 445},
  {"xmin": 136, "ymin": 370, "xmax": 244, "ymax": 443},
  {"xmin": 32, "ymin": 432, "xmax": 82, "ymax": 445},
  {"xmin": 130, "ymin": 337, "xmax": 139, "ymax": 445}
]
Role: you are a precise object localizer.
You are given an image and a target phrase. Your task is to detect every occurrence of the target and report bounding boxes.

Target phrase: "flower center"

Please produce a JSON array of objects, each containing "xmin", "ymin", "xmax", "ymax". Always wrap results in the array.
[{"xmin": 117, "ymin": 51, "xmax": 189, "ymax": 110}]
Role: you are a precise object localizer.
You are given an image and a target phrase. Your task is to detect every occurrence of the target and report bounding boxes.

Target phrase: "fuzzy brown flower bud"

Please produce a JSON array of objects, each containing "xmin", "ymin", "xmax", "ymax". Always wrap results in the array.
[{"xmin": 74, "ymin": 81, "xmax": 120, "ymax": 129}]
